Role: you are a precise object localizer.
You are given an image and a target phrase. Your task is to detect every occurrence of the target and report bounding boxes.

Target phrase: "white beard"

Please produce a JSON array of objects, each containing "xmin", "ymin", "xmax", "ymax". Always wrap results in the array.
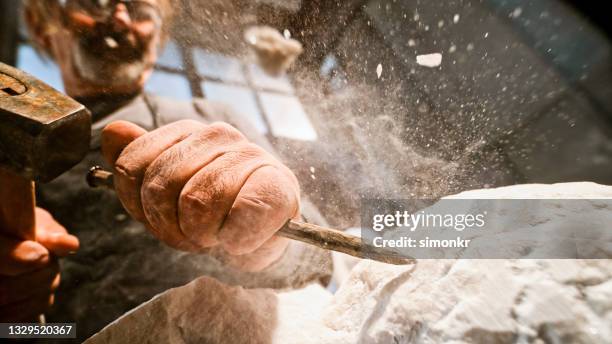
[{"xmin": 71, "ymin": 40, "xmax": 147, "ymax": 88}]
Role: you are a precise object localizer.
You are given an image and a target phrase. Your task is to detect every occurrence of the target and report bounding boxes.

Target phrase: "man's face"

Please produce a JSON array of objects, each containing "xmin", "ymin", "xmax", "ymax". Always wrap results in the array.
[{"xmin": 47, "ymin": 0, "xmax": 163, "ymax": 96}]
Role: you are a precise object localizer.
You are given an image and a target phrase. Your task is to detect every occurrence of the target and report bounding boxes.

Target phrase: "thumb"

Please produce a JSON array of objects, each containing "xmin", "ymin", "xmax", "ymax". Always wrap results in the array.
[{"xmin": 101, "ymin": 120, "xmax": 148, "ymax": 166}]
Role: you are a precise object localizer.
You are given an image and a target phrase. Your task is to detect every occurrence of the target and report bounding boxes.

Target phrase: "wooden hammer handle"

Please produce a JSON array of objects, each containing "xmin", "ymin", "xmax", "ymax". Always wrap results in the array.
[
  {"xmin": 0, "ymin": 168, "xmax": 36, "ymax": 241},
  {"xmin": 87, "ymin": 166, "xmax": 414, "ymax": 265},
  {"xmin": 0, "ymin": 168, "xmax": 47, "ymax": 323}
]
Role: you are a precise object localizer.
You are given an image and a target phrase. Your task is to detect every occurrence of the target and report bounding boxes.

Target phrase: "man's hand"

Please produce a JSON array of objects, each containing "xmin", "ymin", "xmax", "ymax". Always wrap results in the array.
[
  {"xmin": 101, "ymin": 120, "xmax": 300, "ymax": 271},
  {"xmin": 0, "ymin": 208, "xmax": 79, "ymax": 322}
]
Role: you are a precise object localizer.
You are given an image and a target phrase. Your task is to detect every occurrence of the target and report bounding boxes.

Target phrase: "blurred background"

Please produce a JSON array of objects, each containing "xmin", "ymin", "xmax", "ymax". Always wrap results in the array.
[{"xmin": 1, "ymin": 0, "xmax": 611, "ymax": 229}]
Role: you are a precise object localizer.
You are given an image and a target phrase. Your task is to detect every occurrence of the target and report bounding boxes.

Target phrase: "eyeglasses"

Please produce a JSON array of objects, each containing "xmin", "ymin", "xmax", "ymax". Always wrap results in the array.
[{"xmin": 60, "ymin": 0, "xmax": 161, "ymax": 24}]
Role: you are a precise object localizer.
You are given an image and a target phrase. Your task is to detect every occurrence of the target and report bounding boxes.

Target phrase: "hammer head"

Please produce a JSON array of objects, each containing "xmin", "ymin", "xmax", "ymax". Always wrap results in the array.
[{"xmin": 0, "ymin": 62, "xmax": 91, "ymax": 183}]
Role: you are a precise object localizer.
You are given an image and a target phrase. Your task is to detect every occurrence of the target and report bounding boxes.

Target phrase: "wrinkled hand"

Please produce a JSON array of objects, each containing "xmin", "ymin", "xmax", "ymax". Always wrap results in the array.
[
  {"xmin": 0, "ymin": 208, "xmax": 79, "ymax": 322},
  {"xmin": 101, "ymin": 120, "xmax": 300, "ymax": 271}
]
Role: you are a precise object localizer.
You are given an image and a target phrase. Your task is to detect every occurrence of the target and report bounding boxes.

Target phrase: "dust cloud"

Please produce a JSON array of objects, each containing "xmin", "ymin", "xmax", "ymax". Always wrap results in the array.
[{"xmin": 170, "ymin": 0, "xmax": 568, "ymax": 229}]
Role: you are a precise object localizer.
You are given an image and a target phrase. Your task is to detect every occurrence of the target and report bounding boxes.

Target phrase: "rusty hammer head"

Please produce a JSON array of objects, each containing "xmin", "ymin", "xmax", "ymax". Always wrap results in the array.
[{"xmin": 0, "ymin": 62, "xmax": 91, "ymax": 182}]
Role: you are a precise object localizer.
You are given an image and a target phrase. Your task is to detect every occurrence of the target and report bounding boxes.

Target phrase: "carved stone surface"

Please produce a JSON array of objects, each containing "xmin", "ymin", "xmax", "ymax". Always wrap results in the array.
[
  {"xmin": 87, "ymin": 182, "xmax": 612, "ymax": 344},
  {"xmin": 85, "ymin": 277, "xmax": 337, "ymax": 344}
]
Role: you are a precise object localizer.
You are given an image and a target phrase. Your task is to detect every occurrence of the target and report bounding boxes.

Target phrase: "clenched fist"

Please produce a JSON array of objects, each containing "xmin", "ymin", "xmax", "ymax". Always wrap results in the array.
[
  {"xmin": 101, "ymin": 120, "xmax": 300, "ymax": 271},
  {"xmin": 0, "ymin": 208, "xmax": 79, "ymax": 322}
]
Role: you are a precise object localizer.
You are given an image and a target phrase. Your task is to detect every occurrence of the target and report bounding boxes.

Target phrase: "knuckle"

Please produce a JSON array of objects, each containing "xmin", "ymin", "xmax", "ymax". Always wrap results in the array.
[
  {"xmin": 137, "ymin": 182, "xmax": 172, "ymax": 228},
  {"xmin": 113, "ymin": 144, "xmax": 147, "ymax": 178},
  {"xmin": 142, "ymin": 163, "xmax": 168, "ymax": 190},
  {"xmin": 179, "ymin": 182, "xmax": 224, "ymax": 215},
  {"xmin": 225, "ymin": 144, "xmax": 267, "ymax": 165},
  {"xmin": 178, "ymin": 193, "xmax": 222, "ymax": 245},
  {"xmin": 174, "ymin": 119, "xmax": 202, "ymax": 128},
  {"xmin": 141, "ymin": 181, "xmax": 168, "ymax": 216},
  {"xmin": 179, "ymin": 192, "xmax": 209, "ymax": 213},
  {"xmin": 247, "ymin": 166, "xmax": 300, "ymax": 217},
  {"xmin": 241, "ymin": 142, "xmax": 267, "ymax": 157},
  {"xmin": 219, "ymin": 197, "xmax": 278, "ymax": 256},
  {"xmin": 205, "ymin": 122, "xmax": 245, "ymax": 141},
  {"xmin": 164, "ymin": 119, "xmax": 205, "ymax": 135},
  {"xmin": 114, "ymin": 159, "xmax": 139, "ymax": 179},
  {"xmin": 251, "ymin": 174, "xmax": 291, "ymax": 205},
  {"xmin": 185, "ymin": 169, "xmax": 226, "ymax": 203}
]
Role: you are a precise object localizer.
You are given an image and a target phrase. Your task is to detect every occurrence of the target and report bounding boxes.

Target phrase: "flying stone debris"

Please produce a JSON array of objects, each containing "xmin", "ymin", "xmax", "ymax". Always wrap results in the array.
[
  {"xmin": 244, "ymin": 26, "xmax": 304, "ymax": 76},
  {"xmin": 416, "ymin": 53, "xmax": 443, "ymax": 68}
]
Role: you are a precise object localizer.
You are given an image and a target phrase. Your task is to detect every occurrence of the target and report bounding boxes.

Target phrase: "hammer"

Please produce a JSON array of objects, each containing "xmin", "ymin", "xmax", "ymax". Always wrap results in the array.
[{"xmin": 0, "ymin": 62, "xmax": 90, "ymax": 260}]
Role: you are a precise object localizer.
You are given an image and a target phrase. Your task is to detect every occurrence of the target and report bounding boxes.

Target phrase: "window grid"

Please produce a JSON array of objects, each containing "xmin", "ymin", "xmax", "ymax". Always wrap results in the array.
[{"xmin": 15, "ymin": 28, "xmax": 315, "ymax": 141}]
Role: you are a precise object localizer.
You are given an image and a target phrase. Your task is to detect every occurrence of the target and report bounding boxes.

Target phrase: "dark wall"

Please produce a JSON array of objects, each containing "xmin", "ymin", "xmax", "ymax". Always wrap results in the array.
[{"xmin": 562, "ymin": 1, "xmax": 612, "ymax": 39}]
